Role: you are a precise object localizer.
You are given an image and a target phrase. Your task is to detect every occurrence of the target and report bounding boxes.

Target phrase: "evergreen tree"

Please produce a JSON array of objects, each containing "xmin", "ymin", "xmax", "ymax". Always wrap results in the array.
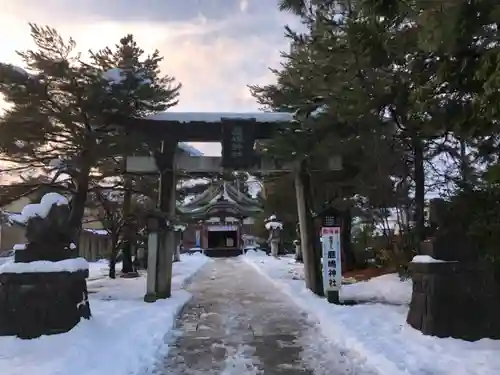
[
  {"xmin": 251, "ymin": 1, "xmax": 410, "ymax": 270},
  {"xmin": 0, "ymin": 24, "xmax": 181, "ymax": 245}
]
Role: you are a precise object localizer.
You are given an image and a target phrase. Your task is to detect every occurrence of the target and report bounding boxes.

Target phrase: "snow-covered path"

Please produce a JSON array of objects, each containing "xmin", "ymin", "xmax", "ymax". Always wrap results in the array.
[{"xmin": 151, "ymin": 258, "xmax": 377, "ymax": 375}]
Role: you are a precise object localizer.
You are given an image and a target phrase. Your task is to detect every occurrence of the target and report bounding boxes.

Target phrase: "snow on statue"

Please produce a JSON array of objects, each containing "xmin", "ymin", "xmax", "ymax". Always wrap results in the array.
[
  {"xmin": 264, "ymin": 215, "xmax": 283, "ymax": 258},
  {"xmin": 0, "ymin": 192, "xmax": 91, "ymax": 339}
]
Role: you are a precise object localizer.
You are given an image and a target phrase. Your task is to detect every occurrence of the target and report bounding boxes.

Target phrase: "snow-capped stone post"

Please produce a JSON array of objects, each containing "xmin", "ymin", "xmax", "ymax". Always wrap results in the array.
[
  {"xmin": 407, "ymin": 198, "xmax": 500, "ymax": 340},
  {"xmin": 265, "ymin": 215, "xmax": 283, "ymax": 258},
  {"xmin": 0, "ymin": 193, "xmax": 91, "ymax": 339}
]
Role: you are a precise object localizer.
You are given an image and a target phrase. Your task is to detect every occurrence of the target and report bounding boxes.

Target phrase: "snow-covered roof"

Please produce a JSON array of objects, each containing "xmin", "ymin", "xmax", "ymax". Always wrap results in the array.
[{"xmin": 145, "ymin": 111, "xmax": 295, "ymax": 123}]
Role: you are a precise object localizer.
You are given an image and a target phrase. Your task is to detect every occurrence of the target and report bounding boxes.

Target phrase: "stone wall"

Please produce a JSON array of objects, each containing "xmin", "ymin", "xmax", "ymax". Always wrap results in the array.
[
  {"xmin": 78, "ymin": 231, "xmax": 111, "ymax": 261},
  {"xmin": 407, "ymin": 261, "xmax": 500, "ymax": 341}
]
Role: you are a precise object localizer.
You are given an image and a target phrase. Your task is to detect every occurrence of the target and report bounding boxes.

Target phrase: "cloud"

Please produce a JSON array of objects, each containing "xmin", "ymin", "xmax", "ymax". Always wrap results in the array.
[
  {"xmin": 0, "ymin": 0, "xmax": 299, "ymax": 155},
  {"xmin": 240, "ymin": 0, "xmax": 250, "ymax": 13}
]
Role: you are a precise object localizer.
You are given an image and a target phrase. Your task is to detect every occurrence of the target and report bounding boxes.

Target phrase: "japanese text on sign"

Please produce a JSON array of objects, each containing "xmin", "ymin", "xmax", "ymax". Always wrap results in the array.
[
  {"xmin": 321, "ymin": 226, "xmax": 342, "ymax": 292},
  {"xmin": 231, "ymin": 125, "xmax": 244, "ymax": 158}
]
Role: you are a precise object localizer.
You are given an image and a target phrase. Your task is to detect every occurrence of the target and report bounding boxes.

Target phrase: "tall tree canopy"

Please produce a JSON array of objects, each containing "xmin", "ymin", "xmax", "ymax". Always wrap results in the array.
[
  {"xmin": 252, "ymin": 0, "xmax": 500, "ymax": 269},
  {"xmin": 0, "ymin": 24, "xmax": 181, "ymax": 240}
]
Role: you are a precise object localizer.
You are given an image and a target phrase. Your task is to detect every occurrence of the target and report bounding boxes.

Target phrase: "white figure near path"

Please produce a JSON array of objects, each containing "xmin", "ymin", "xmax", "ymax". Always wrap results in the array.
[{"xmin": 265, "ymin": 215, "xmax": 283, "ymax": 258}]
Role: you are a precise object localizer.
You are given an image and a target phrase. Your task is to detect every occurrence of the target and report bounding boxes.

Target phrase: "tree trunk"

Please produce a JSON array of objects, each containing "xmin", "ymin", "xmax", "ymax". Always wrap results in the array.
[
  {"xmin": 68, "ymin": 164, "xmax": 91, "ymax": 248},
  {"xmin": 109, "ymin": 238, "xmax": 118, "ymax": 279},
  {"xmin": 121, "ymin": 177, "xmax": 134, "ymax": 273},
  {"xmin": 341, "ymin": 208, "xmax": 356, "ymax": 271},
  {"xmin": 413, "ymin": 137, "xmax": 426, "ymax": 245},
  {"xmin": 295, "ymin": 160, "xmax": 324, "ymax": 296}
]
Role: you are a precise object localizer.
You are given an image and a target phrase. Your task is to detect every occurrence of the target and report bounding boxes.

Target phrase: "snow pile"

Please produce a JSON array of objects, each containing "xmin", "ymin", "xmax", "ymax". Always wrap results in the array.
[
  {"xmin": 0, "ymin": 258, "xmax": 88, "ymax": 274},
  {"xmin": 243, "ymin": 252, "xmax": 500, "ymax": 375},
  {"xmin": 342, "ymin": 273, "xmax": 412, "ymax": 305},
  {"xmin": 84, "ymin": 229, "xmax": 109, "ymax": 236},
  {"xmin": 12, "ymin": 244, "xmax": 26, "ymax": 251},
  {"xmin": 244, "ymin": 248, "xmax": 264, "ymax": 258},
  {"xmin": 0, "ymin": 253, "xmax": 211, "ymax": 375},
  {"xmin": 10, "ymin": 193, "xmax": 68, "ymax": 224},
  {"xmin": 412, "ymin": 255, "xmax": 453, "ymax": 263}
]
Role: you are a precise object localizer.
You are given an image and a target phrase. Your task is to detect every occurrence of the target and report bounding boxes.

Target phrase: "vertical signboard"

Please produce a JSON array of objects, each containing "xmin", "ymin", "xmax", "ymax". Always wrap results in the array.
[
  {"xmin": 321, "ymin": 226, "xmax": 342, "ymax": 292},
  {"xmin": 221, "ymin": 119, "xmax": 256, "ymax": 169}
]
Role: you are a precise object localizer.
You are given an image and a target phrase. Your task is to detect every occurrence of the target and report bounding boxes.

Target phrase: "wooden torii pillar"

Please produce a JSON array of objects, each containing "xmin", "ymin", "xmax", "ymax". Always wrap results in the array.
[{"xmin": 117, "ymin": 112, "xmax": 341, "ymax": 301}]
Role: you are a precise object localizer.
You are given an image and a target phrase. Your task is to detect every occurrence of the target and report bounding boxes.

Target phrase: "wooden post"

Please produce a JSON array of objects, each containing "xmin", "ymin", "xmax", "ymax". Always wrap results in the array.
[{"xmin": 294, "ymin": 160, "xmax": 323, "ymax": 296}]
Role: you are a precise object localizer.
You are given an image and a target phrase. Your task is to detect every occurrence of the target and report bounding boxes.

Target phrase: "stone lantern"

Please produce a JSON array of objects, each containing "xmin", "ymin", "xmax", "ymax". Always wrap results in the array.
[{"xmin": 264, "ymin": 214, "xmax": 283, "ymax": 258}]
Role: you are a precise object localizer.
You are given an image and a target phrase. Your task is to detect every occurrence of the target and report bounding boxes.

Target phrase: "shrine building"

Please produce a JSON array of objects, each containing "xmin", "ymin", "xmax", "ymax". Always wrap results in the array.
[{"xmin": 178, "ymin": 181, "xmax": 262, "ymax": 256}]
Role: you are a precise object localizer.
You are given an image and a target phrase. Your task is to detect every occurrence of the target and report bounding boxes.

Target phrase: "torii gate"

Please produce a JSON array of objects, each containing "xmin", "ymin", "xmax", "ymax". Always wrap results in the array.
[{"xmin": 114, "ymin": 112, "xmax": 342, "ymax": 302}]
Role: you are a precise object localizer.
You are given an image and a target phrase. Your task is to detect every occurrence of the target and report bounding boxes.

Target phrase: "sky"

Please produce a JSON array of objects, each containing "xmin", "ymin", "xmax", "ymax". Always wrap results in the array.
[{"xmin": 0, "ymin": 0, "xmax": 299, "ymax": 156}]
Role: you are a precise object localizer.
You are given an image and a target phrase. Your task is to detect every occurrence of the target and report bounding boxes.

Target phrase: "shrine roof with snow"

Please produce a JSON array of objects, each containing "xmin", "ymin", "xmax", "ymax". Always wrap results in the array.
[{"xmin": 178, "ymin": 181, "xmax": 262, "ymax": 220}]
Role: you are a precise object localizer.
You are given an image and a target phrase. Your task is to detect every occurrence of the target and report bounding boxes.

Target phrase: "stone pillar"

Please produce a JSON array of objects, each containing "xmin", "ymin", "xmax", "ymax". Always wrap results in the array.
[
  {"xmin": 407, "ymin": 260, "xmax": 500, "ymax": 341},
  {"xmin": 407, "ymin": 198, "xmax": 500, "ymax": 340},
  {"xmin": 0, "ymin": 269, "xmax": 91, "ymax": 339},
  {"xmin": 144, "ymin": 230, "xmax": 159, "ymax": 302}
]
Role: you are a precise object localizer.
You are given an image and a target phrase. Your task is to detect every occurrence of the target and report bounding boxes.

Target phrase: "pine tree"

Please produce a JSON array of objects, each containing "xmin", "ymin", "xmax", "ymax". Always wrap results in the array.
[
  {"xmin": 0, "ymin": 24, "xmax": 181, "ymax": 245},
  {"xmin": 251, "ymin": 1, "xmax": 411, "ymax": 271}
]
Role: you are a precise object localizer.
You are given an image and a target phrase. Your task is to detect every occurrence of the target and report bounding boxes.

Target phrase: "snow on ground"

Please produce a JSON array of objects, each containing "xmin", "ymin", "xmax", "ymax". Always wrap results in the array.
[
  {"xmin": 342, "ymin": 273, "xmax": 412, "ymax": 305},
  {"xmin": 0, "ymin": 253, "xmax": 211, "ymax": 375},
  {"xmin": 243, "ymin": 250, "xmax": 500, "ymax": 375},
  {"xmin": 87, "ymin": 259, "xmax": 118, "ymax": 281}
]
